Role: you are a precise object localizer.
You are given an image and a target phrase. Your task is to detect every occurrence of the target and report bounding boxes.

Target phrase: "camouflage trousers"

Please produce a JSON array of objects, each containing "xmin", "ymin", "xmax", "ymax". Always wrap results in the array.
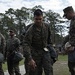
[
  {"xmin": 7, "ymin": 54, "xmax": 21, "ymax": 75},
  {"xmin": 68, "ymin": 61, "xmax": 75, "ymax": 75},
  {"xmin": 24, "ymin": 50, "xmax": 53, "ymax": 75}
]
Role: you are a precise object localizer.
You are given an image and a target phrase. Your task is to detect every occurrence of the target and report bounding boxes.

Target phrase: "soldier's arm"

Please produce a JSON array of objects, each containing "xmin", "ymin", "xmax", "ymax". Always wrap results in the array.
[
  {"xmin": 14, "ymin": 38, "xmax": 21, "ymax": 52},
  {"xmin": 4, "ymin": 41, "xmax": 7, "ymax": 60},
  {"xmin": 69, "ymin": 20, "xmax": 75, "ymax": 46},
  {"xmin": 62, "ymin": 35, "xmax": 69, "ymax": 54},
  {"xmin": 15, "ymin": 38, "xmax": 20, "ymax": 47},
  {"xmin": 1, "ymin": 33, "xmax": 6, "ymax": 55},
  {"xmin": 23, "ymin": 28, "xmax": 33, "ymax": 61}
]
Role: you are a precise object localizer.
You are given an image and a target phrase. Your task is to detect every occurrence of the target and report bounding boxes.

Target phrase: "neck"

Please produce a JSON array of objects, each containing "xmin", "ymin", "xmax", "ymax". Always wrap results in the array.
[{"xmin": 35, "ymin": 23, "xmax": 42, "ymax": 27}]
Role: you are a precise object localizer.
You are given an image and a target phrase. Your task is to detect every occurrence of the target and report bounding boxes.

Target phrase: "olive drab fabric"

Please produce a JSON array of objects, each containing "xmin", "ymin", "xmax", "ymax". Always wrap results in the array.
[
  {"xmin": 0, "ymin": 33, "xmax": 6, "ymax": 75},
  {"xmin": 0, "ymin": 33, "xmax": 6, "ymax": 62},
  {"xmin": 63, "ymin": 6, "xmax": 75, "ymax": 75},
  {"xmin": 0, "ymin": 33, "xmax": 6, "ymax": 54},
  {"xmin": 69, "ymin": 17, "xmax": 75, "ymax": 46},
  {"xmin": 23, "ymin": 23, "xmax": 52, "ymax": 60},
  {"xmin": 6, "ymin": 36, "xmax": 21, "ymax": 75},
  {"xmin": 6, "ymin": 37, "xmax": 20, "ymax": 53},
  {"xmin": 23, "ymin": 23, "xmax": 53, "ymax": 75}
]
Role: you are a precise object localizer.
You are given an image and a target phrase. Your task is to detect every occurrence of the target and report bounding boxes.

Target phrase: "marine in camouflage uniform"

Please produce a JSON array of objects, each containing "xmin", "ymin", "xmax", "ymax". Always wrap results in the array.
[
  {"xmin": 63, "ymin": 6, "xmax": 75, "ymax": 75},
  {"xmin": 22, "ymin": 23, "xmax": 35, "ymax": 75},
  {"xmin": 0, "ymin": 33, "xmax": 6, "ymax": 75},
  {"xmin": 5, "ymin": 30, "xmax": 21, "ymax": 75},
  {"xmin": 23, "ymin": 9, "xmax": 53, "ymax": 75}
]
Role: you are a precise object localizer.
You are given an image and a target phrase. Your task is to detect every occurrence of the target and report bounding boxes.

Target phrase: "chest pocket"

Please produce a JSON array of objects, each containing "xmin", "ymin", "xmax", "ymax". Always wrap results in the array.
[
  {"xmin": 32, "ymin": 27, "xmax": 42, "ymax": 44},
  {"xmin": 32, "ymin": 24, "xmax": 49, "ymax": 48},
  {"xmin": 7, "ymin": 38, "xmax": 19, "ymax": 51},
  {"xmin": 70, "ymin": 20, "xmax": 75, "ymax": 34}
]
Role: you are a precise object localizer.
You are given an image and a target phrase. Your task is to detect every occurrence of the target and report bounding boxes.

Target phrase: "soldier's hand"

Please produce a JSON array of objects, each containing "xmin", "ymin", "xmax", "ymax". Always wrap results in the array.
[{"xmin": 28, "ymin": 59, "xmax": 37, "ymax": 70}]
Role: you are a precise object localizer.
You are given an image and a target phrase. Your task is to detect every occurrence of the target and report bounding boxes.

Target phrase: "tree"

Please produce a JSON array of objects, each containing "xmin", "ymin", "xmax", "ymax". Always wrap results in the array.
[
  {"xmin": 44, "ymin": 10, "xmax": 62, "ymax": 44},
  {"xmin": 0, "ymin": 6, "xmax": 67, "ymax": 44},
  {"xmin": 5, "ymin": 7, "xmax": 29, "ymax": 39}
]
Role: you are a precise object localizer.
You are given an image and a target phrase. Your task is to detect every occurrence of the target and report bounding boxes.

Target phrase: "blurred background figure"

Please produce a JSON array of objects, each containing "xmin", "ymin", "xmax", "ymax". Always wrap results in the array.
[{"xmin": 5, "ymin": 30, "xmax": 21, "ymax": 75}]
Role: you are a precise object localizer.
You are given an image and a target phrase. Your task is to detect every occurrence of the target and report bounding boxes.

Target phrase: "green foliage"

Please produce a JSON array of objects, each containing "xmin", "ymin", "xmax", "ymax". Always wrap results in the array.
[{"xmin": 0, "ymin": 5, "xmax": 66, "ymax": 44}]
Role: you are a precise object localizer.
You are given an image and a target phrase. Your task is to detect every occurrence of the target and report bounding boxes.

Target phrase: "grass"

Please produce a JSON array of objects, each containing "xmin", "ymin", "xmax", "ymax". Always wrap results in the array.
[
  {"xmin": 53, "ymin": 55, "xmax": 70, "ymax": 75},
  {"xmin": 58, "ymin": 54, "xmax": 68, "ymax": 61},
  {"xmin": 3, "ymin": 62, "xmax": 7, "ymax": 71}
]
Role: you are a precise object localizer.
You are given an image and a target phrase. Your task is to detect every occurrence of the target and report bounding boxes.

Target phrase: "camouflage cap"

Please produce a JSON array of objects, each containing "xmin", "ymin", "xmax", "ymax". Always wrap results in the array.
[{"xmin": 63, "ymin": 6, "xmax": 74, "ymax": 17}]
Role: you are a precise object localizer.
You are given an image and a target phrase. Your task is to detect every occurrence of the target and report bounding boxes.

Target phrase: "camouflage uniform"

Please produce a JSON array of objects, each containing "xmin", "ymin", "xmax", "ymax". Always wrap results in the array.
[
  {"xmin": 0, "ymin": 33, "xmax": 6, "ymax": 75},
  {"xmin": 63, "ymin": 6, "xmax": 75, "ymax": 75},
  {"xmin": 6, "ymin": 36, "xmax": 21, "ymax": 75},
  {"xmin": 23, "ymin": 24, "xmax": 33, "ymax": 75},
  {"xmin": 69, "ymin": 17, "xmax": 75, "ymax": 46},
  {"xmin": 20, "ymin": 32, "xmax": 29, "ymax": 75},
  {"xmin": 62, "ymin": 34, "xmax": 75, "ymax": 75},
  {"xmin": 23, "ymin": 23, "xmax": 53, "ymax": 75},
  {"xmin": 68, "ymin": 17, "xmax": 75, "ymax": 75}
]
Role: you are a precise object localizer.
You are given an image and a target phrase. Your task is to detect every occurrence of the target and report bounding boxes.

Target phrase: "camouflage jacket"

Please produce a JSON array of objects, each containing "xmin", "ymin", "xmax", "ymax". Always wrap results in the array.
[
  {"xmin": 6, "ymin": 36, "xmax": 20, "ymax": 54},
  {"xmin": 23, "ymin": 23, "xmax": 52, "ymax": 60},
  {"xmin": 62, "ymin": 34, "xmax": 75, "ymax": 62},
  {"xmin": 69, "ymin": 17, "xmax": 75, "ymax": 46},
  {"xmin": 0, "ymin": 33, "xmax": 6, "ymax": 54}
]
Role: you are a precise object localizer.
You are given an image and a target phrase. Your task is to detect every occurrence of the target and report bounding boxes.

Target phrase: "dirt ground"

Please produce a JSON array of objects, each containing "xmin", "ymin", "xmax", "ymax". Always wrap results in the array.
[{"xmin": 53, "ymin": 60, "xmax": 70, "ymax": 75}]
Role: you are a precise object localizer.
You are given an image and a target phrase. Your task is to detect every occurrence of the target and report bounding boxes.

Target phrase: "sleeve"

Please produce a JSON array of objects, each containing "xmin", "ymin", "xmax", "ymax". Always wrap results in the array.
[
  {"xmin": 23, "ymin": 27, "xmax": 33, "ymax": 60},
  {"xmin": 1, "ymin": 33, "xmax": 6, "ymax": 55},
  {"xmin": 15, "ymin": 38, "xmax": 20, "ymax": 47},
  {"xmin": 69, "ymin": 20, "xmax": 75, "ymax": 46},
  {"xmin": 61, "ymin": 35, "xmax": 69, "ymax": 54}
]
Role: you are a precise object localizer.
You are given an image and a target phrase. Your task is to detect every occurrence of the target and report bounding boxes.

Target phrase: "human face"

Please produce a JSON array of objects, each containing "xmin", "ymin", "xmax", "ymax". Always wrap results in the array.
[
  {"xmin": 34, "ymin": 15, "xmax": 43, "ymax": 26},
  {"xmin": 9, "ymin": 31, "xmax": 15, "ymax": 37}
]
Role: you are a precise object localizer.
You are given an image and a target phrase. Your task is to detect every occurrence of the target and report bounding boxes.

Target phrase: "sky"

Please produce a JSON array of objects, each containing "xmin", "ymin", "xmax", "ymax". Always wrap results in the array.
[{"xmin": 0, "ymin": 0, "xmax": 75, "ymax": 17}]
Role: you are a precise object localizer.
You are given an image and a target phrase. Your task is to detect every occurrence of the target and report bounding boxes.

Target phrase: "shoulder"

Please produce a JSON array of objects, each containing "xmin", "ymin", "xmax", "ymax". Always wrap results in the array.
[
  {"xmin": 43, "ymin": 22, "xmax": 50, "ymax": 28},
  {"xmin": 26, "ymin": 23, "xmax": 34, "ymax": 31},
  {"xmin": 26, "ymin": 23, "xmax": 34, "ymax": 34},
  {"xmin": 14, "ymin": 37, "xmax": 20, "ymax": 41},
  {"xmin": 43, "ymin": 22, "xmax": 51, "ymax": 30},
  {"xmin": 43, "ymin": 22, "xmax": 49, "ymax": 26}
]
